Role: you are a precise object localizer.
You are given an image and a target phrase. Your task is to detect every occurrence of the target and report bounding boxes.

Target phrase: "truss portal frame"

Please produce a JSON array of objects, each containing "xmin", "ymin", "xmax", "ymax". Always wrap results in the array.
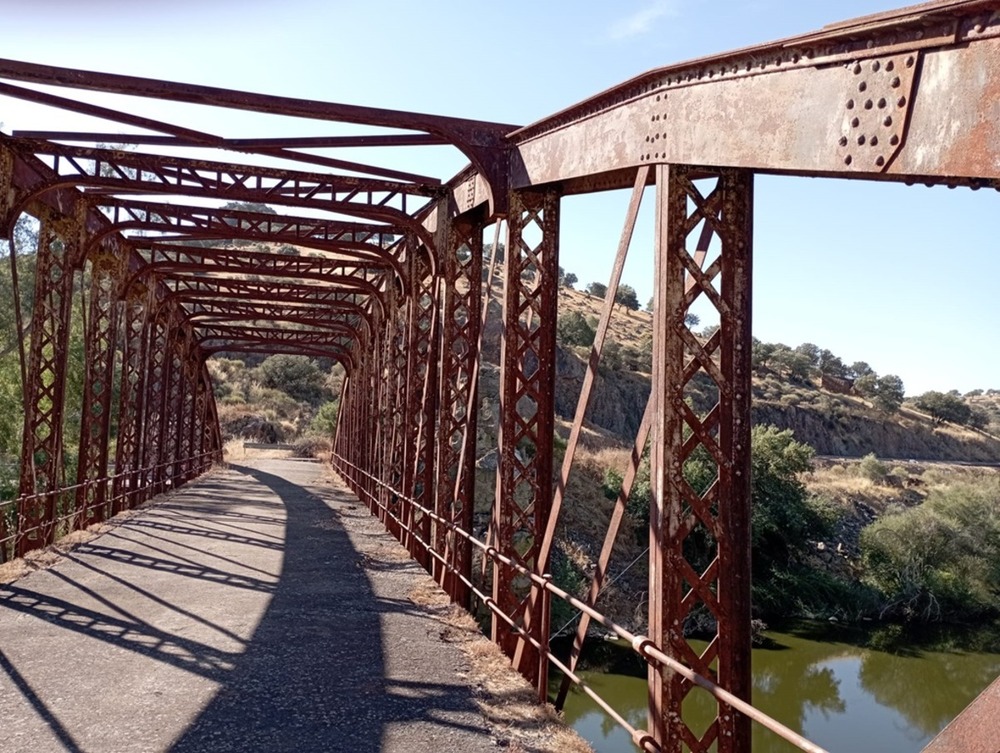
[{"xmin": 3, "ymin": 3, "xmax": 999, "ymax": 749}]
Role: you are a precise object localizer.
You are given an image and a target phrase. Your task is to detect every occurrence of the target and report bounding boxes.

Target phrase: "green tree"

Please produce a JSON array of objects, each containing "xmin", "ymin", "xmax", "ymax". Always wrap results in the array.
[
  {"xmin": 854, "ymin": 373, "xmax": 878, "ymax": 399},
  {"xmin": 914, "ymin": 390, "xmax": 971, "ymax": 424},
  {"xmin": 873, "ymin": 374, "xmax": 905, "ymax": 413},
  {"xmin": 556, "ymin": 311, "xmax": 596, "ymax": 347},
  {"xmin": 563, "ymin": 271, "xmax": 578, "ymax": 288},
  {"xmin": 750, "ymin": 425, "xmax": 824, "ymax": 576},
  {"xmin": 254, "ymin": 355, "xmax": 330, "ymax": 406},
  {"xmin": 310, "ymin": 400, "xmax": 340, "ymax": 435},
  {"xmin": 850, "ymin": 361, "xmax": 875, "ymax": 378},
  {"xmin": 817, "ymin": 348, "xmax": 846, "ymax": 377},
  {"xmin": 795, "ymin": 343, "xmax": 820, "ymax": 369},
  {"xmin": 586, "ymin": 281, "xmax": 608, "ymax": 298},
  {"xmin": 614, "ymin": 284, "xmax": 640, "ymax": 312}
]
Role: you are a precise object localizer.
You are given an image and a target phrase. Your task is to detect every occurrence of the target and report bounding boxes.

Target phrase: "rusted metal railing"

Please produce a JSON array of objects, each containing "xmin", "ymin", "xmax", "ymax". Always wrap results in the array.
[
  {"xmin": 0, "ymin": 451, "xmax": 216, "ymax": 562},
  {"xmin": 332, "ymin": 451, "xmax": 829, "ymax": 753}
]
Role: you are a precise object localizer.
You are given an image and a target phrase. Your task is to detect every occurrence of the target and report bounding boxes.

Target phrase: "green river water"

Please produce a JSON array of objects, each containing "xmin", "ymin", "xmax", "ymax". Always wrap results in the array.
[{"xmin": 556, "ymin": 621, "xmax": 1000, "ymax": 753}]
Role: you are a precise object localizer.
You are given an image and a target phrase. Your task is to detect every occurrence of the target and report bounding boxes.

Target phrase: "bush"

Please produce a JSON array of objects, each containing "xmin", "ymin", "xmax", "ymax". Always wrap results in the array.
[
  {"xmin": 602, "ymin": 467, "xmax": 624, "ymax": 500},
  {"xmin": 861, "ymin": 480, "xmax": 1000, "ymax": 621},
  {"xmin": 858, "ymin": 453, "xmax": 889, "ymax": 484},
  {"xmin": 290, "ymin": 435, "xmax": 331, "ymax": 458},
  {"xmin": 750, "ymin": 426, "xmax": 826, "ymax": 577},
  {"xmin": 310, "ymin": 400, "xmax": 340, "ymax": 436},
  {"xmin": 557, "ymin": 311, "xmax": 596, "ymax": 347},
  {"xmin": 254, "ymin": 354, "xmax": 330, "ymax": 406}
]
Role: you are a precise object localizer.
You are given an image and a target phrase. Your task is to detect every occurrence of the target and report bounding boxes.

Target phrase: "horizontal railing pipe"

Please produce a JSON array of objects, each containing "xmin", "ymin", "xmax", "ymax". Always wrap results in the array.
[{"xmin": 331, "ymin": 451, "xmax": 829, "ymax": 753}]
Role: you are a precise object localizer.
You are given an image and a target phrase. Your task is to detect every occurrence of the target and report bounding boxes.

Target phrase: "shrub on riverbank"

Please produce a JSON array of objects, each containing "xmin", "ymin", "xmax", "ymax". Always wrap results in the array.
[{"xmin": 861, "ymin": 480, "xmax": 1000, "ymax": 621}]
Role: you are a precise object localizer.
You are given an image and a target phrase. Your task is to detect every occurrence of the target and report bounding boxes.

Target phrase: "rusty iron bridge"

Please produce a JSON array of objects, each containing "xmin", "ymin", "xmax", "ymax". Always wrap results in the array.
[{"xmin": 2, "ymin": 1, "xmax": 999, "ymax": 750}]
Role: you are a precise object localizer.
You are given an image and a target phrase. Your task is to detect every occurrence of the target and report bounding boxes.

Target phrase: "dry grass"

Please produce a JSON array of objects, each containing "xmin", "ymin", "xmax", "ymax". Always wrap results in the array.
[
  {"xmin": 408, "ymin": 580, "xmax": 594, "ymax": 753},
  {"xmin": 559, "ymin": 287, "xmax": 651, "ymax": 352},
  {"xmin": 805, "ymin": 463, "xmax": 902, "ymax": 509}
]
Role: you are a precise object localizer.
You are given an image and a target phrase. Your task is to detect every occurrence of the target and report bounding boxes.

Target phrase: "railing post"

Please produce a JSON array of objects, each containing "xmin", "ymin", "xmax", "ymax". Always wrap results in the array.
[{"xmin": 649, "ymin": 164, "xmax": 753, "ymax": 753}]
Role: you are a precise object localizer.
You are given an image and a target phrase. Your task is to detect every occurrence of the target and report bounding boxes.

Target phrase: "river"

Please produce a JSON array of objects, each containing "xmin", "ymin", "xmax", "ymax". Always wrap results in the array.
[{"xmin": 556, "ymin": 620, "xmax": 1000, "ymax": 753}]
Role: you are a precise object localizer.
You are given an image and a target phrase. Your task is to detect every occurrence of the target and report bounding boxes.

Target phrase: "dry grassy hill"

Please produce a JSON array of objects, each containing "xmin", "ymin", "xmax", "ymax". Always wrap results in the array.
[{"xmin": 547, "ymin": 286, "xmax": 1000, "ymax": 463}]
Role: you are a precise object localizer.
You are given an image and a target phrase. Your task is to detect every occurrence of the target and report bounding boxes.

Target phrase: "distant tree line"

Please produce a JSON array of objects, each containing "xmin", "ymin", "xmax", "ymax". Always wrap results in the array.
[{"xmin": 752, "ymin": 340, "xmax": 905, "ymax": 413}]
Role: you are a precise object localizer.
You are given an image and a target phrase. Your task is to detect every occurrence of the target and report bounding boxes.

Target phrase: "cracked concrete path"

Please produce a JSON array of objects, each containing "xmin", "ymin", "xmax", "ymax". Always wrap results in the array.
[{"xmin": 0, "ymin": 458, "xmax": 499, "ymax": 753}]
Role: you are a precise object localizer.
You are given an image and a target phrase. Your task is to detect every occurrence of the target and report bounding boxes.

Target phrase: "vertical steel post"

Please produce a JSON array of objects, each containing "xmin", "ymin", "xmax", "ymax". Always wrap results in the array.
[
  {"xmin": 649, "ymin": 164, "xmax": 753, "ymax": 753},
  {"xmin": 435, "ymin": 212, "xmax": 484, "ymax": 604},
  {"xmin": 113, "ymin": 289, "xmax": 149, "ymax": 512},
  {"xmin": 492, "ymin": 187, "xmax": 559, "ymax": 685},
  {"xmin": 17, "ymin": 207, "xmax": 82, "ymax": 555},
  {"xmin": 75, "ymin": 252, "xmax": 123, "ymax": 526},
  {"xmin": 140, "ymin": 309, "xmax": 168, "ymax": 502},
  {"xmin": 406, "ymin": 243, "xmax": 439, "ymax": 570}
]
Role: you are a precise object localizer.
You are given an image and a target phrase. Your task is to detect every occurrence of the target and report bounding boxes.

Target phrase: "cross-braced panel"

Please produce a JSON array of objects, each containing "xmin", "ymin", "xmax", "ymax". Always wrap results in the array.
[
  {"xmin": 492, "ymin": 188, "xmax": 559, "ymax": 671},
  {"xmin": 650, "ymin": 164, "xmax": 753, "ymax": 753},
  {"xmin": 17, "ymin": 210, "xmax": 80, "ymax": 553},
  {"xmin": 404, "ymin": 246, "xmax": 438, "ymax": 567},
  {"xmin": 140, "ymin": 313, "xmax": 168, "ymax": 503},
  {"xmin": 76, "ymin": 254, "xmax": 123, "ymax": 525},
  {"xmin": 434, "ymin": 216, "xmax": 483, "ymax": 603},
  {"xmin": 113, "ymin": 292, "xmax": 149, "ymax": 513}
]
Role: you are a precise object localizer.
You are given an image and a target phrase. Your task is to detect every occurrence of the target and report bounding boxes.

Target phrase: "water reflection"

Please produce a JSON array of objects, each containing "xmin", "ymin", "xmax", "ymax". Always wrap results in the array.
[{"xmin": 556, "ymin": 621, "xmax": 1000, "ymax": 753}]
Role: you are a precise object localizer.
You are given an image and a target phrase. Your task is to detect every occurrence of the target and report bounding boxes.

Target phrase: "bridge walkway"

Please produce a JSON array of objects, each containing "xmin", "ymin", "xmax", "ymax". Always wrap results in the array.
[{"xmin": 0, "ymin": 458, "xmax": 511, "ymax": 753}]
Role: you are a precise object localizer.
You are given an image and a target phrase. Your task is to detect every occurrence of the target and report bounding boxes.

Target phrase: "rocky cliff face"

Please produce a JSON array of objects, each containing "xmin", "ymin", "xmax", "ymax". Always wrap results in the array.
[
  {"xmin": 475, "ymin": 291, "xmax": 1000, "ymax": 463},
  {"xmin": 553, "ymin": 347, "xmax": 650, "ymax": 439},
  {"xmin": 752, "ymin": 402, "xmax": 1000, "ymax": 461},
  {"xmin": 547, "ymin": 349, "xmax": 1000, "ymax": 463}
]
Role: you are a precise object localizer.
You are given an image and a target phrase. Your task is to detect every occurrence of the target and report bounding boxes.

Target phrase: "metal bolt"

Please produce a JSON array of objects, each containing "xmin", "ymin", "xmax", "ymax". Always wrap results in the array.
[
  {"xmin": 865, "ymin": 99, "xmax": 874, "ymax": 110},
  {"xmin": 876, "ymin": 156, "xmax": 885, "ymax": 167},
  {"xmin": 839, "ymin": 136, "xmax": 848, "ymax": 146},
  {"xmin": 846, "ymin": 99, "xmax": 855, "ymax": 109},
  {"xmin": 872, "ymin": 61, "xmax": 881, "ymax": 72},
  {"xmin": 891, "ymin": 76, "xmax": 901, "ymax": 87},
  {"xmin": 890, "ymin": 134, "xmax": 900, "ymax": 146},
  {"xmin": 886, "ymin": 60, "xmax": 895, "ymax": 72},
  {"xmin": 844, "ymin": 155, "xmax": 853, "ymax": 165},
  {"xmin": 906, "ymin": 56, "xmax": 915, "ymax": 67},
  {"xmin": 858, "ymin": 81, "xmax": 867, "ymax": 92},
  {"xmin": 898, "ymin": 96, "xmax": 907, "ymax": 107},
  {"xmin": 878, "ymin": 98, "xmax": 887, "ymax": 109},
  {"xmin": 870, "ymin": 135, "xmax": 879, "ymax": 146},
  {"xmin": 858, "ymin": 135, "xmax": 867, "ymax": 145},
  {"xmin": 851, "ymin": 117, "xmax": 860, "ymax": 128},
  {"xmin": 853, "ymin": 63, "xmax": 862, "ymax": 75}
]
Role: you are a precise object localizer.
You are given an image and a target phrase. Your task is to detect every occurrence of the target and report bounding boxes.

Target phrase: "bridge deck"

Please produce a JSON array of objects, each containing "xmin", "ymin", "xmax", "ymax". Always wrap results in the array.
[{"xmin": 0, "ymin": 459, "xmax": 504, "ymax": 753}]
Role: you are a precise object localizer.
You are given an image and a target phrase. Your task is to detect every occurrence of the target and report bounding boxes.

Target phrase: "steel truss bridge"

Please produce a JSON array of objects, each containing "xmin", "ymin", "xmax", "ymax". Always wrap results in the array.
[{"xmin": 1, "ymin": 2, "xmax": 998, "ymax": 750}]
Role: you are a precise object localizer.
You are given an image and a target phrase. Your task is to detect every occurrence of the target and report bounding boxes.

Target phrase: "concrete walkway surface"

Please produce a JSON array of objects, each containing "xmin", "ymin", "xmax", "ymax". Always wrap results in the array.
[{"xmin": 0, "ymin": 459, "xmax": 504, "ymax": 753}]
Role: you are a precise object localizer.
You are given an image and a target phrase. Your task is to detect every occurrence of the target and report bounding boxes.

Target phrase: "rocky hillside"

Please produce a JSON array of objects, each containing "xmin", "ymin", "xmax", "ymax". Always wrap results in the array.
[{"xmin": 536, "ymin": 287, "xmax": 1000, "ymax": 463}]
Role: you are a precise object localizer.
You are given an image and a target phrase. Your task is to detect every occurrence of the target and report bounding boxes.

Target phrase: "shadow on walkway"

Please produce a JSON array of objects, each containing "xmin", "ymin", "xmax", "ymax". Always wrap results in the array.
[{"xmin": 0, "ymin": 460, "xmax": 494, "ymax": 753}]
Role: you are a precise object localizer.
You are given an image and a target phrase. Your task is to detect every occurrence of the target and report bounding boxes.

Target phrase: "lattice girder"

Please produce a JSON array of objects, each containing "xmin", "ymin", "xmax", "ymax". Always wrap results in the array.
[
  {"xmin": 434, "ymin": 212, "xmax": 484, "ymax": 604},
  {"xmin": 648, "ymin": 164, "xmax": 753, "ymax": 753},
  {"xmin": 75, "ymin": 251, "xmax": 125, "ymax": 526},
  {"xmin": 492, "ymin": 188, "xmax": 559, "ymax": 682},
  {"xmin": 17, "ymin": 207, "xmax": 84, "ymax": 555}
]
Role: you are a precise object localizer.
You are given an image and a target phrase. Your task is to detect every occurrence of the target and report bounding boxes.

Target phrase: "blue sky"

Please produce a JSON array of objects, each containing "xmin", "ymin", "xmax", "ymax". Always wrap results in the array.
[{"xmin": 1, "ymin": 0, "xmax": 996, "ymax": 394}]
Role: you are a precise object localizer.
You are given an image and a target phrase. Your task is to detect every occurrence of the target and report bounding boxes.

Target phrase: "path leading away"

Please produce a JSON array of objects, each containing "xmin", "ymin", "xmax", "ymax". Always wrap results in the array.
[{"xmin": 0, "ymin": 459, "xmax": 502, "ymax": 753}]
